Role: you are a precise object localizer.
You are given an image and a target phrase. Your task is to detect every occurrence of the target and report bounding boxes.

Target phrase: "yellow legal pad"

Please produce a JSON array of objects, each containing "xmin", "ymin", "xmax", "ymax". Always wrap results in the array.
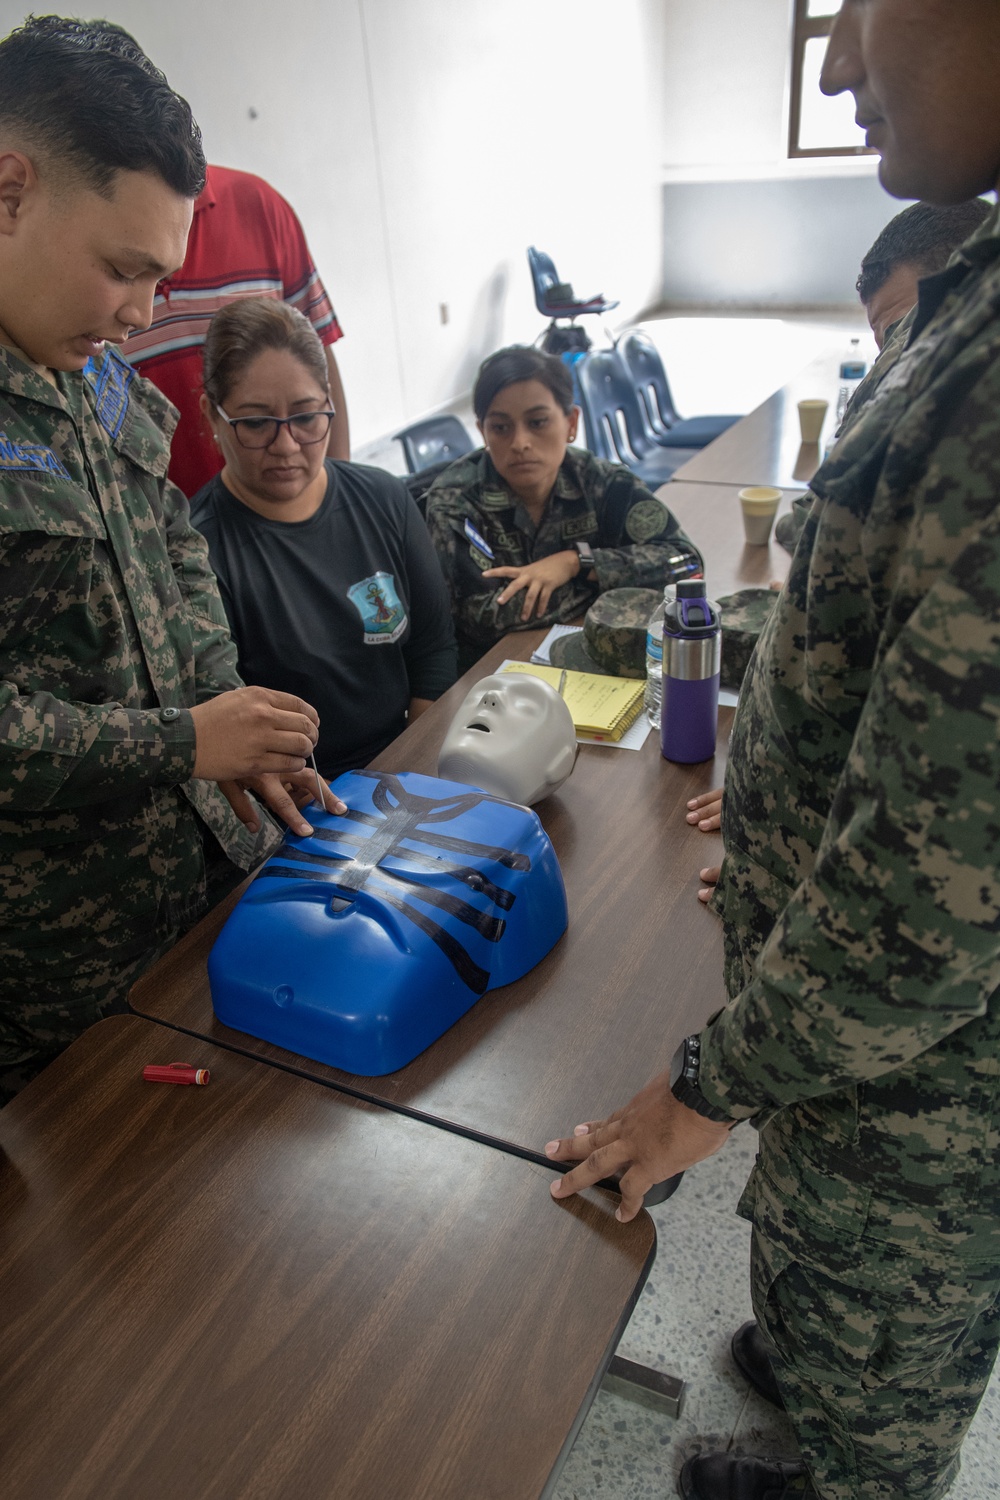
[{"xmin": 500, "ymin": 662, "xmax": 645, "ymax": 741}]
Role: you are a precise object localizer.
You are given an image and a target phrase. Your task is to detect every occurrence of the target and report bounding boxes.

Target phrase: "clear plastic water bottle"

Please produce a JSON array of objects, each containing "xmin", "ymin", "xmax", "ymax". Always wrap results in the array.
[
  {"xmin": 644, "ymin": 585, "xmax": 676, "ymax": 729},
  {"xmin": 835, "ymin": 337, "xmax": 868, "ymax": 425}
]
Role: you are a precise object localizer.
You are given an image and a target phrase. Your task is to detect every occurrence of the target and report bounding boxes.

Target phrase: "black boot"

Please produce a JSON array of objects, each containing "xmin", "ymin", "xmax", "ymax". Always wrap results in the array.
[
  {"xmin": 731, "ymin": 1321, "xmax": 785, "ymax": 1409},
  {"xmin": 678, "ymin": 1453, "xmax": 815, "ymax": 1499}
]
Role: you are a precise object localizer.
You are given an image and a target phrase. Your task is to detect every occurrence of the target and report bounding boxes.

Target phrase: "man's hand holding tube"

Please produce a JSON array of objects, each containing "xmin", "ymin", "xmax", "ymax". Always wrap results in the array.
[
  {"xmin": 545, "ymin": 1068, "xmax": 734, "ymax": 1222},
  {"xmin": 189, "ymin": 685, "xmax": 346, "ymax": 837}
]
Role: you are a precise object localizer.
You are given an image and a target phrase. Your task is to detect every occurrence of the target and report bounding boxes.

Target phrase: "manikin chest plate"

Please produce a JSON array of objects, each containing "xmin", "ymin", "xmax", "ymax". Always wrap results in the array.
[{"xmin": 209, "ymin": 769, "xmax": 568, "ymax": 1075}]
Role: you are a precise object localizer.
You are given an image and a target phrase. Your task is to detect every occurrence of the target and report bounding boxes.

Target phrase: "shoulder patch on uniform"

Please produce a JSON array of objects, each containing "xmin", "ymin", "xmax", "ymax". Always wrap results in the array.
[
  {"xmin": 83, "ymin": 348, "xmax": 135, "ymax": 440},
  {"xmin": 0, "ymin": 430, "xmax": 71, "ymax": 479},
  {"xmin": 562, "ymin": 510, "xmax": 598, "ymax": 542},
  {"xmin": 625, "ymin": 498, "xmax": 668, "ymax": 543},
  {"xmin": 347, "ymin": 571, "xmax": 408, "ymax": 644}
]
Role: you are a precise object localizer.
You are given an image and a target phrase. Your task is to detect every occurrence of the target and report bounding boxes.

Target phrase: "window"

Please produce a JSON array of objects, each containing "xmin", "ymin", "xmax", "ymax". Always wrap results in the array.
[{"xmin": 788, "ymin": 1, "xmax": 876, "ymax": 158}]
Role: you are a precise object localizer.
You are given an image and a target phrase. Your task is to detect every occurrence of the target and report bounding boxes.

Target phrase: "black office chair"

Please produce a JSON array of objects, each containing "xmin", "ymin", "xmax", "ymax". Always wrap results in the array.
[
  {"xmin": 576, "ymin": 347, "xmax": 698, "ymax": 487},
  {"xmin": 618, "ymin": 329, "xmax": 740, "ymax": 450},
  {"xmin": 528, "ymin": 247, "xmax": 619, "ymax": 356},
  {"xmin": 393, "ymin": 414, "xmax": 475, "ymax": 476}
]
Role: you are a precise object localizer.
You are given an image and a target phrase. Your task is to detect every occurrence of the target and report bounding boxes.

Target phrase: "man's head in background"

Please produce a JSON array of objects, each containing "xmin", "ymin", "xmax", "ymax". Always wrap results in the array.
[
  {"xmin": 857, "ymin": 198, "xmax": 993, "ymax": 348},
  {"xmin": 0, "ymin": 14, "xmax": 205, "ymax": 370}
]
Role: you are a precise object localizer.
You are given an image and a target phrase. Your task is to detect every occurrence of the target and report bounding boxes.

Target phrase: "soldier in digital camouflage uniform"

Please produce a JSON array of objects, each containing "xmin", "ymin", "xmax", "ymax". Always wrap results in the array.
[
  {"xmin": 424, "ymin": 345, "xmax": 702, "ymax": 672},
  {"xmin": 548, "ymin": 5, "xmax": 1000, "ymax": 1497},
  {"xmin": 0, "ymin": 19, "xmax": 334, "ymax": 1104}
]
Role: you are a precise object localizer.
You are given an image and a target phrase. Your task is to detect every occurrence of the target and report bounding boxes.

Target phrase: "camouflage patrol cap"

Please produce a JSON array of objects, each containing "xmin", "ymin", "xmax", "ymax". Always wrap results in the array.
[
  {"xmin": 548, "ymin": 588, "xmax": 661, "ymax": 678},
  {"xmin": 716, "ymin": 588, "xmax": 777, "ymax": 690}
]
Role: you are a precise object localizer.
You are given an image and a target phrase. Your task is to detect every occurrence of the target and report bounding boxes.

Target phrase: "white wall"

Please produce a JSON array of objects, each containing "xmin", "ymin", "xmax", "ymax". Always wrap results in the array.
[
  {"xmin": 0, "ymin": 1, "xmax": 668, "ymax": 447},
  {"xmin": 654, "ymin": 0, "xmax": 909, "ymax": 308},
  {"xmin": 660, "ymin": 0, "xmax": 794, "ymax": 170}
]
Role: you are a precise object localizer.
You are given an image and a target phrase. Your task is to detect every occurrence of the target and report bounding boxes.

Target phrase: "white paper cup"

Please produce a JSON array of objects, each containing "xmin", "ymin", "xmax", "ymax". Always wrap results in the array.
[
  {"xmin": 798, "ymin": 399, "xmax": 828, "ymax": 443},
  {"xmin": 738, "ymin": 486, "xmax": 782, "ymax": 546}
]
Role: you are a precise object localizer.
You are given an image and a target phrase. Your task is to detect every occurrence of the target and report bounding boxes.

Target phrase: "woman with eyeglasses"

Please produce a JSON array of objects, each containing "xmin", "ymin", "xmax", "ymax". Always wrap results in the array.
[{"xmin": 190, "ymin": 298, "xmax": 456, "ymax": 780}]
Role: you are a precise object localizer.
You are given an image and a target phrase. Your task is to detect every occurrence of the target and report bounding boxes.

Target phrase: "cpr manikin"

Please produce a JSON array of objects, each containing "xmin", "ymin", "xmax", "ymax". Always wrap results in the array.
[{"xmin": 438, "ymin": 673, "xmax": 577, "ymax": 806}]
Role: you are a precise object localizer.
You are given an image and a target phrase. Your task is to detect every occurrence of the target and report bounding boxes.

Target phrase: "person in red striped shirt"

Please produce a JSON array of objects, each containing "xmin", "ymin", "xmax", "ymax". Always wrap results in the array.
[{"xmin": 126, "ymin": 163, "xmax": 348, "ymax": 496}]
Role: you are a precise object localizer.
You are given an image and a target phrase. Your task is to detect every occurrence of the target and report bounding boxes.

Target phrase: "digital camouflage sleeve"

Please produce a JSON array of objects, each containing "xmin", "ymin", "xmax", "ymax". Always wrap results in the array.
[{"xmin": 424, "ymin": 446, "xmax": 702, "ymax": 665}]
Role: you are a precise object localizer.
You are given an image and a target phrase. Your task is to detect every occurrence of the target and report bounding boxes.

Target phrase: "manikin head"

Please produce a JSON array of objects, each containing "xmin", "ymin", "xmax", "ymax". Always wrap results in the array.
[
  {"xmin": 0, "ymin": 16, "xmax": 204, "ymax": 371},
  {"xmin": 438, "ymin": 673, "xmax": 577, "ymax": 806}
]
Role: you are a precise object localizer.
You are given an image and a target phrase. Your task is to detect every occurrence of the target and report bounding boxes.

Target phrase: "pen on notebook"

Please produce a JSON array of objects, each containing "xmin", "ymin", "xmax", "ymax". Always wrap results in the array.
[{"xmin": 557, "ymin": 669, "xmax": 567, "ymax": 698}]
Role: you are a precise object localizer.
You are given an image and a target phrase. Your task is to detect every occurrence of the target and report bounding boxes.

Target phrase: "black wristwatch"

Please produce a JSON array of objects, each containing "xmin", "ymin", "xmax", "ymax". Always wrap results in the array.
[
  {"xmin": 574, "ymin": 540, "xmax": 597, "ymax": 575},
  {"xmin": 669, "ymin": 1034, "xmax": 736, "ymax": 1124}
]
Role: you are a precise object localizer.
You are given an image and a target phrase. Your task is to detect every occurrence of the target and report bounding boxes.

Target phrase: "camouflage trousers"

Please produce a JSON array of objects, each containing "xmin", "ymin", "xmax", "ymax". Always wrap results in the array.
[{"xmin": 751, "ymin": 1224, "xmax": 1000, "ymax": 1499}]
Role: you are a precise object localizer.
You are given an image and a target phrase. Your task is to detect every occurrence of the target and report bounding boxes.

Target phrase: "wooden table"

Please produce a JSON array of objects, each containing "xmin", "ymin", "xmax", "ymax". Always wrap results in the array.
[
  {"xmin": 0, "ymin": 1016, "xmax": 655, "ymax": 1500},
  {"xmin": 131, "ymin": 633, "xmax": 729, "ymax": 1166},
  {"xmin": 657, "ymin": 479, "xmax": 796, "ymax": 597},
  {"xmin": 671, "ymin": 349, "xmax": 843, "ymax": 490}
]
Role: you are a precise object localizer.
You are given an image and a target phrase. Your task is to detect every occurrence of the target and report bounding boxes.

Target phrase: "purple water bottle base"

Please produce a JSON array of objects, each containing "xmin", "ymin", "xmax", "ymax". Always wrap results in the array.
[{"xmin": 661, "ymin": 673, "xmax": 720, "ymax": 763}]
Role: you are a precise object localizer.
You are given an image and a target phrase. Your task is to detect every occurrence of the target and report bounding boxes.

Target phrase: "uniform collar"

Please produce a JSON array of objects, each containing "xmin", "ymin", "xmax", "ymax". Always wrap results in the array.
[
  {"xmin": 481, "ymin": 448, "xmax": 585, "ymax": 507},
  {"xmin": 909, "ymin": 202, "xmax": 1000, "ymax": 342},
  {"xmin": 0, "ymin": 344, "xmax": 72, "ymax": 413}
]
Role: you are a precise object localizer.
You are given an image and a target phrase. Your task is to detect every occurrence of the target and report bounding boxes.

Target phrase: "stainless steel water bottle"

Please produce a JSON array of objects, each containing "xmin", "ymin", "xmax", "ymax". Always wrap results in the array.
[{"xmin": 660, "ymin": 580, "xmax": 721, "ymax": 763}]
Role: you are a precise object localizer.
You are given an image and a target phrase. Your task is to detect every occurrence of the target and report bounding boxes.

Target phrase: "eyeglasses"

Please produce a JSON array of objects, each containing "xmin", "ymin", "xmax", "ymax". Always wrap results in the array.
[{"xmin": 214, "ymin": 403, "xmax": 336, "ymax": 450}]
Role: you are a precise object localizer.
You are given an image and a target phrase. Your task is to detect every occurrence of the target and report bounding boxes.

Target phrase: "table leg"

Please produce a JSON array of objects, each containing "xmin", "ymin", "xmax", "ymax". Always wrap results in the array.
[{"xmin": 602, "ymin": 1354, "xmax": 686, "ymax": 1419}]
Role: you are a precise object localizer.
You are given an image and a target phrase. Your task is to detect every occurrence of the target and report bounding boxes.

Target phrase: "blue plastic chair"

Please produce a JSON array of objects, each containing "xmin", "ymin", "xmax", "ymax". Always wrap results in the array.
[
  {"xmin": 575, "ymin": 348, "xmax": 698, "ymax": 487},
  {"xmin": 527, "ymin": 247, "xmax": 619, "ymax": 320},
  {"xmin": 618, "ymin": 329, "xmax": 740, "ymax": 450},
  {"xmin": 393, "ymin": 414, "xmax": 475, "ymax": 475}
]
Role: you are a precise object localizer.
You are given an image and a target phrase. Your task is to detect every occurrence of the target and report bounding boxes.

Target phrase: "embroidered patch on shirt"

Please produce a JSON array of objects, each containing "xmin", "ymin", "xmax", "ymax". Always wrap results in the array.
[
  {"xmin": 562, "ymin": 511, "xmax": 598, "ymax": 541},
  {"xmin": 479, "ymin": 489, "xmax": 513, "ymax": 511},
  {"xmin": 0, "ymin": 431, "xmax": 71, "ymax": 479},
  {"xmin": 491, "ymin": 528, "xmax": 522, "ymax": 551},
  {"xmin": 83, "ymin": 349, "xmax": 135, "ymax": 440},
  {"xmin": 463, "ymin": 518, "xmax": 495, "ymax": 559},
  {"xmin": 469, "ymin": 544, "xmax": 493, "ymax": 572},
  {"xmin": 347, "ymin": 571, "xmax": 408, "ymax": 644},
  {"xmin": 625, "ymin": 498, "xmax": 668, "ymax": 542}
]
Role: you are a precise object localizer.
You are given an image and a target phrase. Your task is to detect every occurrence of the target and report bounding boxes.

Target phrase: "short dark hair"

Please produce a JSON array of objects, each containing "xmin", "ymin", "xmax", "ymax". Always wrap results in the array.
[
  {"xmin": 473, "ymin": 345, "xmax": 575, "ymax": 422},
  {"xmin": 857, "ymin": 199, "xmax": 992, "ymax": 304},
  {"xmin": 0, "ymin": 15, "xmax": 205, "ymax": 198},
  {"xmin": 203, "ymin": 298, "xmax": 329, "ymax": 407}
]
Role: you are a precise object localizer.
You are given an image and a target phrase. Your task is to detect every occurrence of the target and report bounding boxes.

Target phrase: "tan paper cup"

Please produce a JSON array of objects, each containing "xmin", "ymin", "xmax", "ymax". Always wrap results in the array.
[
  {"xmin": 798, "ymin": 398, "xmax": 828, "ymax": 443},
  {"xmin": 738, "ymin": 486, "xmax": 782, "ymax": 546}
]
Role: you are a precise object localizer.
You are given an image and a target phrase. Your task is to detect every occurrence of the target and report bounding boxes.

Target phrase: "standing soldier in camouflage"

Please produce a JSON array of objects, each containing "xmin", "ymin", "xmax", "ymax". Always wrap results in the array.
[
  {"xmin": 0, "ymin": 17, "xmax": 341, "ymax": 1105},
  {"xmin": 547, "ymin": 3, "xmax": 1000, "ymax": 1498},
  {"xmin": 424, "ymin": 346, "xmax": 703, "ymax": 672}
]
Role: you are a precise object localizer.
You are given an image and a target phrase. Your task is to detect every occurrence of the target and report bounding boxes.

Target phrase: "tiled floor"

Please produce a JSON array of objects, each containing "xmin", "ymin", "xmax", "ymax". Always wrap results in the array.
[{"xmin": 550, "ymin": 1126, "xmax": 1000, "ymax": 1499}]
